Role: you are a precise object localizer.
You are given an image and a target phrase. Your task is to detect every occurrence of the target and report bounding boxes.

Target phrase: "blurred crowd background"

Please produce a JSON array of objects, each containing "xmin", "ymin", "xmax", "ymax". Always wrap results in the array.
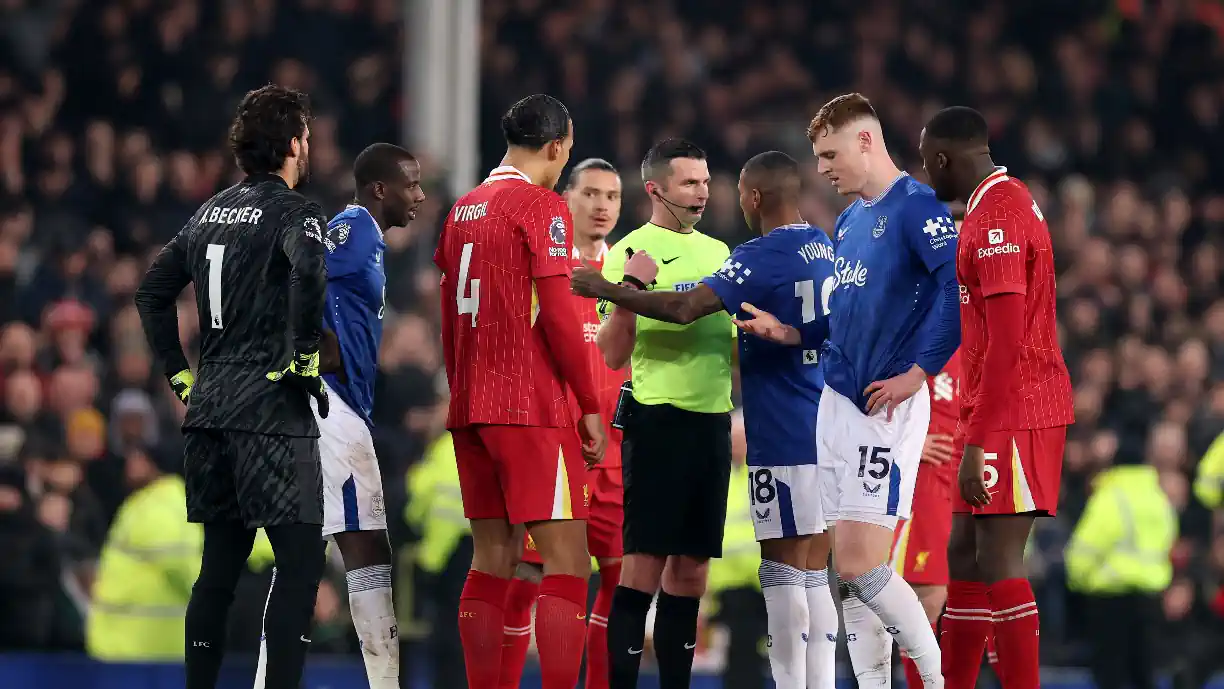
[{"xmin": 2, "ymin": 0, "xmax": 1224, "ymax": 686}]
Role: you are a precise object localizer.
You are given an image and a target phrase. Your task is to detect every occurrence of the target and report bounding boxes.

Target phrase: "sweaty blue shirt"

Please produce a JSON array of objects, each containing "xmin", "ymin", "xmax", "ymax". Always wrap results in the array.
[
  {"xmin": 322, "ymin": 205, "xmax": 386, "ymax": 427},
  {"xmin": 823, "ymin": 175, "xmax": 960, "ymax": 412},
  {"xmin": 703, "ymin": 224, "xmax": 836, "ymax": 467}
]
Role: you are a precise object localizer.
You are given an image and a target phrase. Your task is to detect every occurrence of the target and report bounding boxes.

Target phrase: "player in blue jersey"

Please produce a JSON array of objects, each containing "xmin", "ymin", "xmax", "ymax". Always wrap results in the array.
[
  {"xmin": 256, "ymin": 143, "xmax": 425, "ymax": 689},
  {"xmin": 572, "ymin": 151, "xmax": 837, "ymax": 689},
  {"xmin": 744, "ymin": 94, "xmax": 960, "ymax": 689}
]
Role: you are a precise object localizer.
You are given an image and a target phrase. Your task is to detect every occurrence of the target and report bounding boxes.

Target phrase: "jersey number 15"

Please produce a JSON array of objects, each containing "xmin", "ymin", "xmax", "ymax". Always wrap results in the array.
[{"xmin": 456, "ymin": 242, "xmax": 480, "ymax": 327}]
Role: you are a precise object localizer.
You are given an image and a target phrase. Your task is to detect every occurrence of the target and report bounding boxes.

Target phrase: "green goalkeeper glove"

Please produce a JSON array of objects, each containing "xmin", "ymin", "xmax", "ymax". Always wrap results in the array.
[
  {"xmin": 168, "ymin": 369, "xmax": 195, "ymax": 404},
  {"xmin": 267, "ymin": 350, "xmax": 330, "ymax": 419}
]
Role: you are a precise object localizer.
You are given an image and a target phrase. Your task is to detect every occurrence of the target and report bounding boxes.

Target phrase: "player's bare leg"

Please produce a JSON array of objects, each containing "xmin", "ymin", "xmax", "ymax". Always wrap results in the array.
[
  {"xmin": 459, "ymin": 518, "xmax": 523, "ymax": 689},
  {"xmin": 332, "ymin": 530, "xmax": 399, "ymax": 689},
  {"xmin": 834, "ymin": 519, "xmax": 943, "ymax": 689},
  {"xmin": 803, "ymin": 532, "xmax": 837, "ymax": 689},
  {"xmin": 587, "ymin": 555, "xmax": 623, "ymax": 689},
  {"xmin": 525, "ymin": 518, "xmax": 592, "ymax": 689},
  {"xmin": 609, "ymin": 552, "xmax": 666, "ymax": 689},
  {"xmin": 759, "ymin": 534, "xmax": 813, "ymax": 689},
  {"xmin": 975, "ymin": 514, "xmax": 1039, "ymax": 689},
  {"xmin": 941, "ymin": 513, "xmax": 991, "ymax": 689}
]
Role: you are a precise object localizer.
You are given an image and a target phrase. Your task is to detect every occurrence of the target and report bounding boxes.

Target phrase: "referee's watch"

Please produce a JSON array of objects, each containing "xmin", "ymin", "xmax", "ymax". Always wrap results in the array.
[{"xmin": 621, "ymin": 276, "xmax": 648, "ymax": 290}]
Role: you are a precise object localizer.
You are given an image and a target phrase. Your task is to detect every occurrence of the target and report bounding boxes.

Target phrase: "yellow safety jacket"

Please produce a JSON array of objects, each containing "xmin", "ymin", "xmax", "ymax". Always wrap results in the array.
[
  {"xmin": 405, "ymin": 432, "xmax": 470, "ymax": 574},
  {"xmin": 1064, "ymin": 465, "xmax": 1176, "ymax": 595},
  {"xmin": 1194, "ymin": 430, "xmax": 1224, "ymax": 509},
  {"xmin": 707, "ymin": 463, "xmax": 761, "ymax": 599}
]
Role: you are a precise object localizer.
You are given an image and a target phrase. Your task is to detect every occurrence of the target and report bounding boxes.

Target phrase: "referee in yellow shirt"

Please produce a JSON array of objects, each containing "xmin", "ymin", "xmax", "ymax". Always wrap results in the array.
[{"xmin": 577, "ymin": 138, "xmax": 735, "ymax": 689}]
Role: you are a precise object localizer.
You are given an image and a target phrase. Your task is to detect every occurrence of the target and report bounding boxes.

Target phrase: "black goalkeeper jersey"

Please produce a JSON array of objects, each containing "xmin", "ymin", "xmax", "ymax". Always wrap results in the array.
[{"xmin": 135, "ymin": 173, "xmax": 328, "ymax": 437}]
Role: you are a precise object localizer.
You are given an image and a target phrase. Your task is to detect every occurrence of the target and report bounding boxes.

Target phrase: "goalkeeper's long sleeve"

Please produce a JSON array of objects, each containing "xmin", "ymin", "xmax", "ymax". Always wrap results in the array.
[
  {"xmin": 280, "ymin": 204, "xmax": 329, "ymax": 355},
  {"xmin": 135, "ymin": 230, "xmax": 192, "ymax": 377}
]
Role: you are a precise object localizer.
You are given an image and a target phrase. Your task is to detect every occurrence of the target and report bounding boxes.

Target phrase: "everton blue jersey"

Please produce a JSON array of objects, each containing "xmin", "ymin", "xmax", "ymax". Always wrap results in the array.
[
  {"xmin": 322, "ymin": 205, "xmax": 386, "ymax": 427},
  {"xmin": 823, "ymin": 175, "xmax": 957, "ymax": 412},
  {"xmin": 702, "ymin": 224, "xmax": 836, "ymax": 467}
]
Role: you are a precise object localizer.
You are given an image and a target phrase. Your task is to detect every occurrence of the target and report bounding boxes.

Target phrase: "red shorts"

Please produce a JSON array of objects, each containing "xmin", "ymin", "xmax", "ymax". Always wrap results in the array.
[
  {"xmin": 452, "ymin": 424, "xmax": 589, "ymax": 524},
  {"xmin": 891, "ymin": 470, "xmax": 953, "ymax": 586},
  {"xmin": 524, "ymin": 464, "xmax": 623, "ymax": 563},
  {"xmin": 952, "ymin": 426, "xmax": 1067, "ymax": 516}
]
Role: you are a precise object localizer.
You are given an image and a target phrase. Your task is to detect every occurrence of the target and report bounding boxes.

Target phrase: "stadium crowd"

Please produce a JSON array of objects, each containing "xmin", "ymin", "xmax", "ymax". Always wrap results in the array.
[{"xmin": 0, "ymin": 0, "xmax": 1223, "ymax": 682}]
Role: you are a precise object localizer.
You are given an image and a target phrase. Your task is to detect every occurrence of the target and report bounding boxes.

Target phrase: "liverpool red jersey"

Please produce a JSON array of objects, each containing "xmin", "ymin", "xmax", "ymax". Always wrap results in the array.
[
  {"xmin": 925, "ymin": 349, "xmax": 962, "ymax": 485},
  {"xmin": 956, "ymin": 168, "xmax": 1074, "ymax": 431},
  {"xmin": 436, "ymin": 166, "xmax": 576, "ymax": 428},
  {"xmin": 570, "ymin": 242, "xmax": 628, "ymax": 467}
]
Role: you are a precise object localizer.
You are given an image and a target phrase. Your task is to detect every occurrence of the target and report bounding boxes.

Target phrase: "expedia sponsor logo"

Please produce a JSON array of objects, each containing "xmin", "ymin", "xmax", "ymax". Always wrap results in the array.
[{"xmin": 977, "ymin": 243, "xmax": 1020, "ymax": 259}]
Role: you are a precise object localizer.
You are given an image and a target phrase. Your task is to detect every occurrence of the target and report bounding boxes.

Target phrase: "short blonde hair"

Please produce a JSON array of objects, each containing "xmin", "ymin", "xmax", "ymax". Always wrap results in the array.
[{"xmin": 807, "ymin": 93, "xmax": 879, "ymax": 142}]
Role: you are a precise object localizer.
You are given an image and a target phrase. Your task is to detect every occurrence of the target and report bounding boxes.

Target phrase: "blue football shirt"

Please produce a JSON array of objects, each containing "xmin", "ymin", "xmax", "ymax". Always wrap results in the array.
[
  {"xmin": 822, "ymin": 175, "xmax": 958, "ymax": 412},
  {"xmin": 703, "ymin": 224, "xmax": 836, "ymax": 467},
  {"xmin": 322, "ymin": 204, "xmax": 387, "ymax": 427}
]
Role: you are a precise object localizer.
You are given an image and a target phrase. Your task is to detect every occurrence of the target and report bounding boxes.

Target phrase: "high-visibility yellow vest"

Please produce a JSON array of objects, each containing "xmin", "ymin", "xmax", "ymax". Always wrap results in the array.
[
  {"xmin": 707, "ymin": 463, "xmax": 761, "ymax": 596},
  {"xmin": 1195, "ymin": 430, "xmax": 1224, "ymax": 509},
  {"xmin": 405, "ymin": 432, "xmax": 470, "ymax": 574},
  {"xmin": 1064, "ymin": 465, "xmax": 1176, "ymax": 595}
]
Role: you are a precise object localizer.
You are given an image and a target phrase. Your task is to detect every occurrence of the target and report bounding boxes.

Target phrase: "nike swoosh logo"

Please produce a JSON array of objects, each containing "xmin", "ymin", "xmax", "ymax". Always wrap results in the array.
[
  {"xmin": 661, "ymin": 256, "xmax": 680, "ymax": 264},
  {"xmin": 684, "ymin": 642, "xmax": 697, "ymax": 649},
  {"xmin": 628, "ymin": 648, "xmax": 643, "ymax": 654},
  {"xmin": 300, "ymin": 636, "xmax": 312, "ymax": 643}
]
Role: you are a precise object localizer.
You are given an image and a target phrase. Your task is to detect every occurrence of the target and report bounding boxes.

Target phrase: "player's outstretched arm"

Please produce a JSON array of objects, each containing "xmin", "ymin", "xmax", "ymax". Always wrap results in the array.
[{"xmin": 135, "ymin": 232, "xmax": 193, "ymax": 381}]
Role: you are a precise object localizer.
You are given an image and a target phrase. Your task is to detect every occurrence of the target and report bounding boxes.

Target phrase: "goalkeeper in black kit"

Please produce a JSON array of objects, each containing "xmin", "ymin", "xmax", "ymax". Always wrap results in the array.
[{"xmin": 134, "ymin": 84, "xmax": 330, "ymax": 689}]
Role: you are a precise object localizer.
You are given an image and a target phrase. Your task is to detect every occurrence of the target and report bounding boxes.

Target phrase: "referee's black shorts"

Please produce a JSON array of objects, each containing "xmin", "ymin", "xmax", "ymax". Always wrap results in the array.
[
  {"xmin": 621, "ymin": 401, "xmax": 732, "ymax": 559},
  {"xmin": 183, "ymin": 429, "xmax": 323, "ymax": 528}
]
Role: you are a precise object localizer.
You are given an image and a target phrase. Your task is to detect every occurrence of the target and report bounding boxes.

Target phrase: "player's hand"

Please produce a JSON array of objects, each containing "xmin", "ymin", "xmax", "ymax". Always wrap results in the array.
[
  {"xmin": 577, "ymin": 413, "xmax": 607, "ymax": 468},
  {"xmin": 864, "ymin": 365, "xmax": 927, "ymax": 421},
  {"xmin": 623, "ymin": 250, "xmax": 659, "ymax": 286},
  {"xmin": 571, "ymin": 261, "xmax": 611, "ymax": 298},
  {"xmin": 958, "ymin": 444, "xmax": 992, "ymax": 507},
  {"xmin": 267, "ymin": 350, "xmax": 330, "ymax": 419},
  {"xmin": 921, "ymin": 433, "xmax": 956, "ymax": 466},
  {"xmin": 168, "ymin": 369, "xmax": 195, "ymax": 404},
  {"xmin": 732, "ymin": 302, "xmax": 800, "ymax": 345}
]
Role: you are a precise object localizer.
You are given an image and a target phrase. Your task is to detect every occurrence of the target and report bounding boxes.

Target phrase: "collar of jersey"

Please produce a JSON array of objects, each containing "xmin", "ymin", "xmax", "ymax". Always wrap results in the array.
[
  {"xmin": 773, "ymin": 223, "xmax": 810, "ymax": 231},
  {"xmin": 485, "ymin": 165, "xmax": 530, "ymax": 184},
  {"xmin": 966, "ymin": 167, "xmax": 1010, "ymax": 215},
  {"xmin": 345, "ymin": 203, "xmax": 383, "ymax": 239},
  {"xmin": 861, "ymin": 172, "xmax": 909, "ymax": 208}
]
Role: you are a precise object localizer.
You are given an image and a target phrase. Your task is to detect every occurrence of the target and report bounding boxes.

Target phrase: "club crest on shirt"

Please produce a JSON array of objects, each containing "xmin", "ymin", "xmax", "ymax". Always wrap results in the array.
[
  {"xmin": 324, "ymin": 222, "xmax": 350, "ymax": 252},
  {"xmin": 872, "ymin": 215, "xmax": 888, "ymax": 238}
]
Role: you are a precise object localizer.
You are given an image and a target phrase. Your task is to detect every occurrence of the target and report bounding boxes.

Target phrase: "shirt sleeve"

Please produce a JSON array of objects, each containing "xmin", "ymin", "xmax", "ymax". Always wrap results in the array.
[
  {"xmin": 971, "ymin": 205, "xmax": 1030, "ymax": 297},
  {"xmin": 134, "ymin": 229, "xmax": 193, "ymax": 376},
  {"xmin": 280, "ymin": 201, "xmax": 329, "ymax": 353},
  {"xmin": 522, "ymin": 191, "xmax": 573, "ymax": 279},
  {"xmin": 597, "ymin": 241, "xmax": 628, "ymax": 321},
  {"xmin": 903, "ymin": 194, "xmax": 958, "ymax": 273},
  {"xmin": 700, "ymin": 242, "xmax": 771, "ymax": 316},
  {"xmin": 325, "ymin": 214, "xmax": 374, "ymax": 279}
]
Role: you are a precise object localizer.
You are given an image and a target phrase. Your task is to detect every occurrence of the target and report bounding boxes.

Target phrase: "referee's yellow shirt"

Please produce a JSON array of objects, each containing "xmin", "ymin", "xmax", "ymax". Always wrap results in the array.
[{"xmin": 599, "ymin": 222, "xmax": 734, "ymax": 414}]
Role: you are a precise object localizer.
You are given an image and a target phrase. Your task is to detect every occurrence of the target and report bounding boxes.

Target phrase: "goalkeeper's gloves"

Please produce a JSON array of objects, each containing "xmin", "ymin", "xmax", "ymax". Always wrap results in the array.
[
  {"xmin": 168, "ymin": 369, "xmax": 195, "ymax": 404},
  {"xmin": 266, "ymin": 350, "xmax": 330, "ymax": 419}
]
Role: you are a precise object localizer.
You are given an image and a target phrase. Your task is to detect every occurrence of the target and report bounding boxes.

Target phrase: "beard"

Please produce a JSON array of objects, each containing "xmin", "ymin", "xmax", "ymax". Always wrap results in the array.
[{"xmin": 296, "ymin": 154, "xmax": 310, "ymax": 184}]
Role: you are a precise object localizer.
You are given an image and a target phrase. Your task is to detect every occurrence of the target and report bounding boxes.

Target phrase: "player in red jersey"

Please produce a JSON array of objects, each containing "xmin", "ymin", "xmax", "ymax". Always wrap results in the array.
[
  {"xmin": 499, "ymin": 158, "xmax": 627, "ymax": 689},
  {"xmin": 435, "ymin": 94, "xmax": 608, "ymax": 689},
  {"xmin": 919, "ymin": 106, "xmax": 1074, "ymax": 689},
  {"xmin": 891, "ymin": 350, "xmax": 961, "ymax": 689}
]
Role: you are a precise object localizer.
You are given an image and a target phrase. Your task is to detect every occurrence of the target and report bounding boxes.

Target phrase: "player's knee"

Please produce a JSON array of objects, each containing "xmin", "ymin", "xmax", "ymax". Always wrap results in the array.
[
  {"xmin": 513, "ymin": 561, "xmax": 544, "ymax": 584},
  {"xmin": 619, "ymin": 553, "xmax": 665, "ymax": 593},
  {"xmin": 913, "ymin": 585, "xmax": 947, "ymax": 622},
  {"xmin": 832, "ymin": 517, "xmax": 895, "ymax": 579},
  {"xmin": 661, "ymin": 556, "xmax": 709, "ymax": 597},
  {"xmin": 946, "ymin": 515, "xmax": 980, "ymax": 581},
  {"xmin": 335, "ymin": 529, "xmax": 392, "ymax": 571},
  {"xmin": 759, "ymin": 536, "xmax": 809, "ymax": 569}
]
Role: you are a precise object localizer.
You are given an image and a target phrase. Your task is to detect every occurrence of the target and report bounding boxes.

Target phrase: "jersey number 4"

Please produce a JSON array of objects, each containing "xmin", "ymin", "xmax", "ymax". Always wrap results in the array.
[
  {"xmin": 795, "ymin": 277, "xmax": 835, "ymax": 322},
  {"xmin": 456, "ymin": 242, "xmax": 480, "ymax": 327},
  {"xmin": 206, "ymin": 243, "xmax": 225, "ymax": 329}
]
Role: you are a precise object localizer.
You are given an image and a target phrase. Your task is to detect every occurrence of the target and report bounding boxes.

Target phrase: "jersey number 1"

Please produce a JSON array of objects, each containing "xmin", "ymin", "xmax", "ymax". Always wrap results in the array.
[
  {"xmin": 457, "ymin": 242, "xmax": 480, "ymax": 327},
  {"xmin": 206, "ymin": 243, "xmax": 225, "ymax": 329}
]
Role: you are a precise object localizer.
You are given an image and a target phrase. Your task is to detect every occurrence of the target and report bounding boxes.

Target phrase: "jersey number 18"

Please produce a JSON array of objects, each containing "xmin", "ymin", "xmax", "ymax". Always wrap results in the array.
[{"xmin": 795, "ymin": 277, "xmax": 835, "ymax": 321}]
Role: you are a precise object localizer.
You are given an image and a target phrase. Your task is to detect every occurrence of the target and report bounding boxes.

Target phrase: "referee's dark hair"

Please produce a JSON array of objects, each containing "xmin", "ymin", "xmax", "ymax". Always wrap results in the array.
[
  {"xmin": 923, "ymin": 106, "xmax": 990, "ymax": 146},
  {"xmin": 353, "ymin": 143, "xmax": 416, "ymax": 189},
  {"xmin": 565, "ymin": 157, "xmax": 618, "ymax": 190},
  {"xmin": 501, "ymin": 94, "xmax": 571, "ymax": 150},
  {"xmin": 229, "ymin": 84, "xmax": 312, "ymax": 175},
  {"xmin": 742, "ymin": 150, "xmax": 802, "ymax": 202},
  {"xmin": 641, "ymin": 138, "xmax": 706, "ymax": 185}
]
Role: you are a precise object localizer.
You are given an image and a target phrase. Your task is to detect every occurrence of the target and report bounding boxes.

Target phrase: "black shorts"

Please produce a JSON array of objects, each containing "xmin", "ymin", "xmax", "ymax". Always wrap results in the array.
[
  {"xmin": 183, "ymin": 429, "xmax": 323, "ymax": 528},
  {"xmin": 621, "ymin": 402, "xmax": 732, "ymax": 559}
]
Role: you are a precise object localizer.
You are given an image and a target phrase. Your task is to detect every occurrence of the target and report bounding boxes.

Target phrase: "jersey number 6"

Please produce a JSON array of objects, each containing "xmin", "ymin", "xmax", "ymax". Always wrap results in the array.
[
  {"xmin": 456, "ymin": 242, "xmax": 480, "ymax": 327},
  {"xmin": 206, "ymin": 243, "xmax": 225, "ymax": 329}
]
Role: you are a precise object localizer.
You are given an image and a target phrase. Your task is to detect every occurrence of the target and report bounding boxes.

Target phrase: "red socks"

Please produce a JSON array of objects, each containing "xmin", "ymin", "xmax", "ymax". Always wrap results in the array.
[
  {"xmin": 535, "ymin": 574, "xmax": 589, "ymax": 689},
  {"xmin": 941, "ymin": 580, "xmax": 992, "ymax": 689},
  {"xmin": 990, "ymin": 578, "xmax": 1040, "ymax": 689},
  {"xmin": 901, "ymin": 622, "xmax": 937, "ymax": 689},
  {"xmin": 498, "ymin": 577, "xmax": 540, "ymax": 689},
  {"xmin": 585, "ymin": 562, "xmax": 620, "ymax": 689},
  {"xmin": 459, "ymin": 570, "xmax": 512, "ymax": 689}
]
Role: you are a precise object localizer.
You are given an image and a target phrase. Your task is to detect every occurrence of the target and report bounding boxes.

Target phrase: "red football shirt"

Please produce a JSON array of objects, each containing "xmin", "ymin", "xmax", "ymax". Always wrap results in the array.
[
  {"xmin": 569, "ymin": 242, "xmax": 628, "ymax": 468},
  {"xmin": 924, "ymin": 348, "xmax": 962, "ymax": 485},
  {"xmin": 956, "ymin": 168, "xmax": 1074, "ymax": 432},
  {"xmin": 436, "ymin": 166, "xmax": 577, "ymax": 428}
]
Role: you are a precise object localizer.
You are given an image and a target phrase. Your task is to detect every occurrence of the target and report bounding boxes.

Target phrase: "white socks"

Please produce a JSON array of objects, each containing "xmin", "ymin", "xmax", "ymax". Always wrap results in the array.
[
  {"xmin": 846, "ymin": 564, "xmax": 943, "ymax": 688},
  {"xmin": 347, "ymin": 564, "xmax": 400, "ymax": 689},
  {"xmin": 760, "ymin": 560, "xmax": 810, "ymax": 689},
  {"xmin": 253, "ymin": 567, "xmax": 276, "ymax": 689},
  {"xmin": 805, "ymin": 568, "xmax": 838, "ymax": 689},
  {"xmin": 842, "ymin": 592, "xmax": 893, "ymax": 689}
]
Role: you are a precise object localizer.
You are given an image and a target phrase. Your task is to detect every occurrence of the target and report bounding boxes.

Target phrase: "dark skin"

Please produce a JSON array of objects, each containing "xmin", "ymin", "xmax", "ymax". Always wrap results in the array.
[
  {"xmin": 918, "ymin": 127, "xmax": 1033, "ymax": 583},
  {"xmin": 326, "ymin": 157, "xmax": 426, "ymax": 571}
]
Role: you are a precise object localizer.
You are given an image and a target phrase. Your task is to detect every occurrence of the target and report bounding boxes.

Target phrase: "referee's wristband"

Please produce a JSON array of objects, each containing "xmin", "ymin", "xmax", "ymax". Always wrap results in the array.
[{"xmin": 621, "ymin": 276, "xmax": 647, "ymax": 290}]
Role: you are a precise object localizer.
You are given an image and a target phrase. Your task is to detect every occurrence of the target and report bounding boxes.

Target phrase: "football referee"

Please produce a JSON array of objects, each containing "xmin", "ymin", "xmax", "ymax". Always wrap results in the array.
[
  {"xmin": 590, "ymin": 138, "xmax": 735, "ymax": 689},
  {"xmin": 134, "ymin": 85, "xmax": 330, "ymax": 689}
]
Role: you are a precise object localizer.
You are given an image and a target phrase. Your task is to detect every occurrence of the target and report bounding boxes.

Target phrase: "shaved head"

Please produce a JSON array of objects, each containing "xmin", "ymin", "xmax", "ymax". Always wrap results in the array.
[{"xmin": 738, "ymin": 151, "xmax": 803, "ymax": 234}]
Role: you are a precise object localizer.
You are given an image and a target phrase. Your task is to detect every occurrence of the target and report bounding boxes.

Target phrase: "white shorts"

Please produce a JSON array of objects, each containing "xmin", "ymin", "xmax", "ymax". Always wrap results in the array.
[
  {"xmin": 312, "ymin": 381, "xmax": 387, "ymax": 537},
  {"xmin": 815, "ymin": 383, "xmax": 930, "ymax": 529},
  {"xmin": 747, "ymin": 464, "xmax": 826, "ymax": 541}
]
